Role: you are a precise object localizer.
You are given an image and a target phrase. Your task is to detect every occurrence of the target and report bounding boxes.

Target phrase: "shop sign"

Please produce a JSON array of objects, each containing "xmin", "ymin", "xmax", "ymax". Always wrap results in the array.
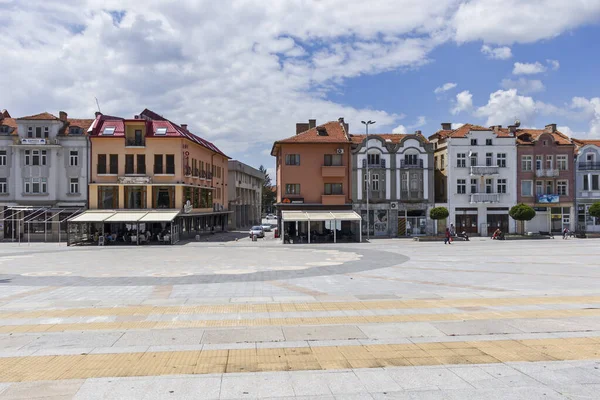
[
  {"xmin": 21, "ymin": 138, "xmax": 46, "ymax": 145},
  {"xmin": 282, "ymin": 198, "xmax": 304, "ymax": 204},
  {"xmin": 117, "ymin": 176, "xmax": 152, "ymax": 184},
  {"xmin": 537, "ymin": 194, "xmax": 559, "ymax": 204}
]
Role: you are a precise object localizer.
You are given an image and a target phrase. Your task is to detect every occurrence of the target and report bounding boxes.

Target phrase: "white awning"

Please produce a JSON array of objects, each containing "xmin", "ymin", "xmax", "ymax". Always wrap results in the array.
[
  {"xmin": 139, "ymin": 211, "xmax": 180, "ymax": 222},
  {"xmin": 69, "ymin": 211, "xmax": 116, "ymax": 223},
  {"xmin": 282, "ymin": 210, "xmax": 361, "ymax": 222},
  {"xmin": 104, "ymin": 211, "xmax": 148, "ymax": 223}
]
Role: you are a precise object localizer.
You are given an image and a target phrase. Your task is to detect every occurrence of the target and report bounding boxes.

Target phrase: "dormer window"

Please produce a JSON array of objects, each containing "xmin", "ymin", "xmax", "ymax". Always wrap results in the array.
[
  {"xmin": 317, "ymin": 127, "xmax": 328, "ymax": 136},
  {"xmin": 155, "ymin": 127, "xmax": 167, "ymax": 135},
  {"xmin": 69, "ymin": 127, "xmax": 82, "ymax": 135},
  {"xmin": 102, "ymin": 126, "xmax": 115, "ymax": 135},
  {"xmin": 0, "ymin": 126, "xmax": 9, "ymax": 134}
]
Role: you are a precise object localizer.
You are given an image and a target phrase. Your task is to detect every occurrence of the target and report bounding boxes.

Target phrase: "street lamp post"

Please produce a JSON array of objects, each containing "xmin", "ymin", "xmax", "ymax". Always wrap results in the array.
[{"xmin": 361, "ymin": 120, "xmax": 375, "ymax": 241}]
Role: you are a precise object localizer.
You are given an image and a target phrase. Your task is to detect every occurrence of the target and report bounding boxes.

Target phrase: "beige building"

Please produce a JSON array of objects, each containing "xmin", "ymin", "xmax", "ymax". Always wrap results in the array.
[{"xmin": 227, "ymin": 160, "xmax": 264, "ymax": 229}]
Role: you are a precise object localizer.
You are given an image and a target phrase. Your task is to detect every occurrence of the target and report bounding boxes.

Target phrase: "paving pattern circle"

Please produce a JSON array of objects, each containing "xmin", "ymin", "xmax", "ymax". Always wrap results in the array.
[{"xmin": 0, "ymin": 245, "xmax": 408, "ymax": 286}]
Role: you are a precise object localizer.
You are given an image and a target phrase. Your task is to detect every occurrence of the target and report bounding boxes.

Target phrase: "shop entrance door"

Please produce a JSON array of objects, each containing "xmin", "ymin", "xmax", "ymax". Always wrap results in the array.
[{"xmin": 456, "ymin": 214, "xmax": 478, "ymax": 234}]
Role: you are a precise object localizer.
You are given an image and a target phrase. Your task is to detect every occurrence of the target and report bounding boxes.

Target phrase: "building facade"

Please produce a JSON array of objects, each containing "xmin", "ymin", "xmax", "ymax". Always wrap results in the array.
[
  {"xmin": 0, "ymin": 110, "xmax": 92, "ymax": 241},
  {"xmin": 350, "ymin": 132, "xmax": 434, "ymax": 237},
  {"xmin": 430, "ymin": 123, "xmax": 518, "ymax": 235},
  {"xmin": 574, "ymin": 140, "xmax": 600, "ymax": 233},
  {"xmin": 515, "ymin": 124, "xmax": 575, "ymax": 233},
  {"xmin": 75, "ymin": 108, "xmax": 230, "ymax": 243},
  {"xmin": 228, "ymin": 160, "xmax": 264, "ymax": 229},
  {"xmin": 271, "ymin": 119, "xmax": 361, "ymax": 242}
]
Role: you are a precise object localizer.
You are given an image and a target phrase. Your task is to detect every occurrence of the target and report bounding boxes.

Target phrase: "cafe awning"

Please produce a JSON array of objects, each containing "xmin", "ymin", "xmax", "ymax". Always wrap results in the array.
[
  {"xmin": 69, "ymin": 211, "xmax": 116, "ymax": 223},
  {"xmin": 139, "ymin": 211, "xmax": 180, "ymax": 222},
  {"xmin": 104, "ymin": 211, "xmax": 148, "ymax": 223},
  {"xmin": 282, "ymin": 211, "xmax": 361, "ymax": 222}
]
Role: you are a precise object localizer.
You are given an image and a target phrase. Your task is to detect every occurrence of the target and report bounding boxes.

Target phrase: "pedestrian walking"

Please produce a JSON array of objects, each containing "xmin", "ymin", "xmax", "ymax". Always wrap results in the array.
[
  {"xmin": 450, "ymin": 224, "xmax": 456, "ymax": 237},
  {"xmin": 444, "ymin": 227, "xmax": 452, "ymax": 244},
  {"xmin": 562, "ymin": 227, "xmax": 569, "ymax": 240}
]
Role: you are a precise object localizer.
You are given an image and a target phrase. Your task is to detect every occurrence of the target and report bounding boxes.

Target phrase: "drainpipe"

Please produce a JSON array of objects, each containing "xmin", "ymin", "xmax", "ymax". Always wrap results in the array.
[{"xmin": 86, "ymin": 133, "xmax": 90, "ymax": 211}]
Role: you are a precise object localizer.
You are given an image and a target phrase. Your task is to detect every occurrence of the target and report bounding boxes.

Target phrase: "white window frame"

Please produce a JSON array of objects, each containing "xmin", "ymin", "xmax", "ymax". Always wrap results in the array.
[
  {"xmin": 27, "ymin": 127, "xmax": 33, "ymax": 138},
  {"xmin": 69, "ymin": 177, "xmax": 79, "ymax": 194},
  {"xmin": 24, "ymin": 177, "xmax": 47, "ymax": 194},
  {"xmin": 0, "ymin": 177, "xmax": 7, "ymax": 194},
  {"xmin": 496, "ymin": 153, "xmax": 506, "ymax": 168},
  {"xmin": 284, "ymin": 183, "xmax": 300, "ymax": 195},
  {"xmin": 521, "ymin": 180, "xmax": 533, "ymax": 197},
  {"xmin": 0, "ymin": 150, "xmax": 6, "ymax": 166},
  {"xmin": 556, "ymin": 155, "xmax": 568, "ymax": 171},
  {"xmin": 557, "ymin": 180, "xmax": 568, "ymax": 196},
  {"xmin": 522, "ymin": 155, "xmax": 532, "ymax": 171},
  {"xmin": 102, "ymin": 126, "xmax": 116, "ymax": 135},
  {"xmin": 470, "ymin": 153, "xmax": 478, "ymax": 167},
  {"xmin": 69, "ymin": 150, "xmax": 78, "ymax": 166},
  {"xmin": 536, "ymin": 181, "xmax": 544, "ymax": 196},
  {"xmin": 456, "ymin": 153, "xmax": 466, "ymax": 168},
  {"xmin": 470, "ymin": 139, "xmax": 478, "ymax": 146},
  {"xmin": 155, "ymin": 127, "xmax": 167, "ymax": 135},
  {"xmin": 545, "ymin": 155, "xmax": 553, "ymax": 170},
  {"xmin": 485, "ymin": 153, "xmax": 493, "ymax": 167},
  {"xmin": 535, "ymin": 155, "xmax": 543, "ymax": 170},
  {"xmin": 457, "ymin": 179, "xmax": 466, "ymax": 194},
  {"xmin": 470, "ymin": 178, "xmax": 478, "ymax": 194},
  {"xmin": 371, "ymin": 173, "xmax": 379, "ymax": 191},
  {"xmin": 586, "ymin": 153, "xmax": 595, "ymax": 162},
  {"xmin": 485, "ymin": 178, "xmax": 493, "ymax": 194},
  {"xmin": 497, "ymin": 178, "xmax": 507, "ymax": 194}
]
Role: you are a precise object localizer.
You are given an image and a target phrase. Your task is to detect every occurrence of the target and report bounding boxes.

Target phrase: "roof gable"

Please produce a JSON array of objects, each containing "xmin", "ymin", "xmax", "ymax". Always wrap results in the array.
[
  {"xmin": 276, "ymin": 121, "xmax": 350, "ymax": 144},
  {"xmin": 17, "ymin": 112, "xmax": 60, "ymax": 121}
]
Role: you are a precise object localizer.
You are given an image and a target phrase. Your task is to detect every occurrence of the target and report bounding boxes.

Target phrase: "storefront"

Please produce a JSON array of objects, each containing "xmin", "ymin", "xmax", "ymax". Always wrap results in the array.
[
  {"xmin": 577, "ymin": 204, "xmax": 600, "ymax": 232},
  {"xmin": 2, "ymin": 206, "xmax": 84, "ymax": 242},
  {"xmin": 281, "ymin": 211, "xmax": 362, "ymax": 243}
]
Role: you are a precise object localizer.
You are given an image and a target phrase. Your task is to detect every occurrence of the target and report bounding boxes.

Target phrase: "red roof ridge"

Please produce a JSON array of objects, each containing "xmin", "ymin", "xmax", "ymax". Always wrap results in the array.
[{"xmin": 17, "ymin": 112, "xmax": 60, "ymax": 121}]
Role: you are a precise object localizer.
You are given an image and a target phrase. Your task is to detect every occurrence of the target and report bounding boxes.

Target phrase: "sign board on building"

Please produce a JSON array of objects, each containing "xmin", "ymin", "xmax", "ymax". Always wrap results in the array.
[
  {"xmin": 21, "ymin": 138, "xmax": 46, "ymax": 145},
  {"xmin": 183, "ymin": 200, "xmax": 192, "ymax": 214},
  {"xmin": 537, "ymin": 194, "xmax": 559, "ymax": 204},
  {"xmin": 117, "ymin": 176, "xmax": 152, "ymax": 184},
  {"xmin": 282, "ymin": 198, "xmax": 304, "ymax": 204}
]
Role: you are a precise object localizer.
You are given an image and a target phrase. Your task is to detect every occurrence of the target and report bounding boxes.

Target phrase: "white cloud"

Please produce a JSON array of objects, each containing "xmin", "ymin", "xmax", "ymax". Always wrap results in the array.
[
  {"xmin": 481, "ymin": 45, "xmax": 512, "ymax": 60},
  {"xmin": 547, "ymin": 59, "xmax": 560, "ymax": 70},
  {"xmin": 451, "ymin": 90, "xmax": 473, "ymax": 115},
  {"xmin": 473, "ymin": 89, "xmax": 562, "ymax": 126},
  {"xmin": 392, "ymin": 124, "xmax": 408, "ymax": 134},
  {"xmin": 453, "ymin": 0, "xmax": 600, "ymax": 45},
  {"xmin": 409, "ymin": 116, "xmax": 427, "ymax": 128},
  {"xmin": 570, "ymin": 97, "xmax": 600, "ymax": 137},
  {"xmin": 434, "ymin": 82, "xmax": 457, "ymax": 94},
  {"xmin": 512, "ymin": 62, "xmax": 546, "ymax": 75},
  {"xmin": 451, "ymin": 123, "xmax": 465, "ymax": 129},
  {"xmin": 501, "ymin": 78, "xmax": 545, "ymax": 94}
]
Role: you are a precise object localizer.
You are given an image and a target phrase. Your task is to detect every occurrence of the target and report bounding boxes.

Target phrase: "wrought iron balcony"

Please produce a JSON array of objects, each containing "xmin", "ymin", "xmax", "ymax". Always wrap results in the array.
[
  {"xmin": 578, "ymin": 162, "xmax": 600, "ymax": 171},
  {"xmin": 470, "ymin": 166, "xmax": 499, "ymax": 175},
  {"xmin": 125, "ymin": 138, "xmax": 145, "ymax": 147},
  {"xmin": 470, "ymin": 193, "xmax": 500, "ymax": 203},
  {"xmin": 400, "ymin": 159, "xmax": 424, "ymax": 169},
  {"xmin": 362, "ymin": 159, "xmax": 386, "ymax": 168}
]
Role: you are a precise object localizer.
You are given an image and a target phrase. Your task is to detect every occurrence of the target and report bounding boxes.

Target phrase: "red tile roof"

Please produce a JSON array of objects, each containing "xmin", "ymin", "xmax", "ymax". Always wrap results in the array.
[
  {"xmin": 66, "ymin": 118, "xmax": 94, "ymax": 134},
  {"xmin": 0, "ymin": 115, "xmax": 17, "ymax": 135},
  {"xmin": 275, "ymin": 121, "xmax": 350, "ymax": 144},
  {"xmin": 17, "ymin": 112, "xmax": 60, "ymax": 121},
  {"xmin": 508, "ymin": 128, "xmax": 573, "ymax": 146},
  {"xmin": 350, "ymin": 133, "xmax": 429, "ymax": 145},
  {"xmin": 573, "ymin": 139, "xmax": 600, "ymax": 147}
]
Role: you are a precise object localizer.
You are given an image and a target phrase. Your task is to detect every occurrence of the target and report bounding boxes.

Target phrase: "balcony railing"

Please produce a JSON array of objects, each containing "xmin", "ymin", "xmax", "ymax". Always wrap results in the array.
[
  {"xmin": 470, "ymin": 193, "xmax": 500, "ymax": 203},
  {"xmin": 125, "ymin": 138, "xmax": 145, "ymax": 147},
  {"xmin": 578, "ymin": 162, "xmax": 600, "ymax": 170},
  {"xmin": 535, "ymin": 169, "xmax": 559, "ymax": 177},
  {"xmin": 401, "ymin": 190, "xmax": 424, "ymax": 200},
  {"xmin": 470, "ymin": 166, "xmax": 499, "ymax": 175},
  {"xmin": 400, "ymin": 159, "xmax": 424, "ymax": 169},
  {"xmin": 362, "ymin": 159, "xmax": 386, "ymax": 168}
]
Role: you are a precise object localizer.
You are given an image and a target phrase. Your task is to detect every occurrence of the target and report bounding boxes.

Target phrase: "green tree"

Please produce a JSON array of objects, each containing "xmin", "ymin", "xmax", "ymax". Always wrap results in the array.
[
  {"xmin": 589, "ymin": 202, "xmax": 600, "ymax": 219},
  {"xmin": 429, "ymin": 207, "xmax": 449, "ymax": 235},
  {"xmin": 509, "ymin": 203, "xmax": 536, "ymax": 234},
  {"xmin": 259, "ymin": 165, "xmax": 276, "ymax": 214}
]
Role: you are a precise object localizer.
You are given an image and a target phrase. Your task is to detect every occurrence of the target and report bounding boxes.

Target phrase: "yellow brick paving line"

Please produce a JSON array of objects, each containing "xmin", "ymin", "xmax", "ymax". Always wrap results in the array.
[
  {"xmin": 1, "ymin": 295, "xmax": 599, "ymax": 320},
  {"xmin": 0, "ymin": 337, "xmax": 598, "ymax": 382},
  {"xmin": 1, "ymin": 308, "xmax": 600, "ymax": 334}
]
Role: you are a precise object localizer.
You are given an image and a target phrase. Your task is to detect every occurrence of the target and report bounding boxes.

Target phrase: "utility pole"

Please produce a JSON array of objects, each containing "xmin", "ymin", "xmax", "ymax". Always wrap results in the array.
[{"xmin": 361, "ymin": 120, "xmax": 375, "ymax": 241}]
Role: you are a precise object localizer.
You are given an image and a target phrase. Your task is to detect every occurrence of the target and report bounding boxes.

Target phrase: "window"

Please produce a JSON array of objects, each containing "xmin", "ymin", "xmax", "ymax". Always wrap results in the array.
[
  {"xmin": 109, "ymin": 154, "xmax": 118, "ymax": 174},
  {"xmin": 0, "ymin": 178, "xmax": 6, "ymax": 194},
  {"xmin": 593, "ymin": 175, "xmax": 600, "ymax": 191},
  {"xmin": 470, "ymin": 178, "xmax": 478, "ymax": 194},
  {"xmin": 486, "ymin": 139, "xmax": 493, "ymax": 146},
  {"xmin": 434, "ymin": 156, "xmax": 438, "ymax": 169},
  {"xmin": 98, "ymin": 186, "xmax": 118, "ymax": 209},
  {"xmin": 522, "ymin": 155, "xmax": 532, "ymax": 171},
  {"xmin": 587, "ymin": 153, "xmax": 595, "ymax": 162},
  {"xmin": 285, "ymin": 184, "xmax": 300, "ymax": 194},
  {"xmin": 457, "ymin": 153, "xmax": 466, "ymax": 168},
  {"xmin": 497, "ymin": 178, "xmax": 507, "ymax": 194},
  {"xmin": 485, "ymin": 178, "xmax": 493, "ymax": 194},
  {"xmin": 324, "ymin": 183, "xmax": 343, "ymax": 195},
  {"xmin": 324, "ymin": 154, "xmax": 342, "ymax": 166},
  {"xmin": 0, "ymin": 126, "xmax": 9, "ymax": 134},
  {"xmin": 546, "ymin": 180, "xmax": 553, "ymax": 194},
  {"xmin": 583, "ymin": 175, "xmax": 589, "ymax": 191},
  {"xmin": 27, "ymin": 127, "xmax": 33, "ymax": 138},
  {"xmin": 557, "ymin": 180, "xmax": 567, "ymax": 196},
  {"xmin": 35, "ymin": 127, "xmax": 42, "ymax": 138},
  {"xmin": 125, "ymin": 186, "xmax": 147, "ymax": 209},
  {"xmin": 155, "ymin": 127, "xmax": 167, "ymax": 135},
  {"xmin": 69, "ymin": 127, "xmax": 82, "ymax": 135},
  {"xmin": 367, "ymin": 153, "xmax": 380, "ymax": 166},
  {"xmin": 371, "ymin": 174, "xmax": 379, "ymax": 191},
  {"xmin": 440, "ymin": 154, "xmax": 445, "ymax": 170},
  {"xmin": 137, "ymin": 154, "xmax": 146, "ymax": 174},
  {"xmin": 556, "ymin": 155, "xmax": 568, "ymax": 171},
  {"xmin": 405, "ymin": 154, "xmax": 418, "ymax": 165},
  {"xmin": 125, "ymin": 155, "xmax": 134, "ymax": 174},
  {"xmin": 536, "ymin": 181, "xmax": 543, "ymax": 196},
  {"xmin": 153, "ymin": 186, "xmax": 174, "ymax": 208},
  {"xmin": 535, "ymin": 155, "xmax": 543, "ymax": 170},
  {"xmin": 470, "ymin": 153, "xmax": 478, "ymax": 166},
  {"xmin": 521, "ymin": 180, "xmax": 533, "ymax": 197},
  {"xmin": 285, "ymin": 154, "xmax": 300, "ymax": 165},
  {"xmin": 166, "ymin": 154, "xmax": 175, "ymax": 174},
  {"xmin": 97, "ymin": 154, "xmax": 107, "ymax": 174},
  {"xmin": 102, "ymin": 126, "xmax": 115, "ymax": 135},
  {"xmin": 0, "ymin": 150, "xmax": 6, "ymax": 166},
  {"xmin": 154, "ymin": 154, "xmax": 163, "ymax": 174},
  {"xmin": 24, "ymin": 177, "xmax": 47, "ymax": 194},
  {"xmin": 486, "ymin": 153, "xmax": 493, "ymax": 166},
  {"xmin": 24, "ymin": 150, "xmax": 47, "ymax": 166},
  {"xmin": 545, "ymin": 155, "xmax": 553, "ymax": 170},
  {"xmin": 457, "ymin": 179, "xmax": 466, "ymax": 194},
  {"xmin": 69, "ymin": 150, "xmax": 78, "ymax": 166},
  {"xmin": 471, "ymin": 139, "xmax": 478, "ymax": 146},
  {"xmin": 496, "ymin": 153, "xmax": 506, "ymax": 167},
  {"xmin": 44, "ymin": 126, "xmax": 49, "ymax": 138},
  {"xmin": 543, "ymin": 140, "xmax": 548, "ymax": 146},
  {"xmin": 69, "ymin": 178, "xmax": 79, "ymax": 194}
]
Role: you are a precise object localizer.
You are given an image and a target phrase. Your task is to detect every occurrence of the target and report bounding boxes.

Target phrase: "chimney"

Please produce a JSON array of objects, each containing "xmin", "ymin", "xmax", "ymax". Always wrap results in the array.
[
  {"xmin": 545, "ymin": 123, "xmax": 557, "ymax": 133},
  {"xmin": 181, "ymin": 124, "xmax": 188, "ymax": 130},
  {"xmin": 95, "ymin": 111, "xmax": 102, "ymax": 118},
  {"xmin": 441, "ymin": 122, "xmax": 451, "ymax": 130},
  {"xmin": 296, "ymin": 122, "xmax": 310, "ymax": 135},
  {"xmin": 59, "ymin": 111, "xmax": 67, "ymax": 121},
  {"xmin": 414, "ymin": 130, "xmax": 422, "ymax": 135},
  {"xmin": 338, "ymin": 117, "xmax": 349, "ymax": 133},
  {"xmin": 308, "ymin": 119, "xmax": 316, "ymax": 129},
  {"xmin": 508, "ymin": 125, "xmax": 517, "ymax": 134}
]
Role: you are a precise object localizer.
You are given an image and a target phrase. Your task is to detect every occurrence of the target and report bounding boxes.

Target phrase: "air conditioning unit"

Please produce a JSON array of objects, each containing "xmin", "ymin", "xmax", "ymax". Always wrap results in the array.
[
  {"xmin": 390, "ymin": 202, "xmax": 398, "ymax": 210},
  {"xmin": 336, "ymin": 148, "xmax": 344, "ymax": 154}
]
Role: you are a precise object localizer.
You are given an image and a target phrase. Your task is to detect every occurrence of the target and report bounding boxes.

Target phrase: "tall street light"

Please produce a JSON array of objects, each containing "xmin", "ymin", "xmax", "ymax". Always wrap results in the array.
[{"xmin": 361, "ymin": 120, "xmax": 375, "ymax": 241}]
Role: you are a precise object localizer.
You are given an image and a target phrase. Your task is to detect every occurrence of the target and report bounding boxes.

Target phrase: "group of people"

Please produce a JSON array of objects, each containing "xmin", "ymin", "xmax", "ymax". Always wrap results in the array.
[{"xmin": 444, "ymin": 224, "xmax": 470, "ymax": 244}]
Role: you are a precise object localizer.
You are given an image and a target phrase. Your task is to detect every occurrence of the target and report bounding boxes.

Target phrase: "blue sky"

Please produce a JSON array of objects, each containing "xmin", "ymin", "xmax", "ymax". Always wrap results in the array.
[{"xmin": 2, "ymin": 1, "xmax": 600, "ymax": 180}]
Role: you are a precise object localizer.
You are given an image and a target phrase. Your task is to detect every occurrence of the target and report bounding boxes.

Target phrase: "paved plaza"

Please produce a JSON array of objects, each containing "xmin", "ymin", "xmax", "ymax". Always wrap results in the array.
[{"xmin": 0, "ymin": 236, "xmax": 599, "ymax": 399}]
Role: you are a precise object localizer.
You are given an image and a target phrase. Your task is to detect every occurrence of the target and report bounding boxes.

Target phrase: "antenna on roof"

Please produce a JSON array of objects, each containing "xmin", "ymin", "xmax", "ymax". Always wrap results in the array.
[{"xmin": 95, "ymin": 97, "xmax": 102, "ymax": 113}]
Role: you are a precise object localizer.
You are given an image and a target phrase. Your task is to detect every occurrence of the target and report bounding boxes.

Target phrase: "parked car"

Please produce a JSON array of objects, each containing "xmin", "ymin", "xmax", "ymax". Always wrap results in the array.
[
  {"xmin": 249, "ymin": 226, "xmax": 265, "ymax": 238},
  {"xmin": 261, "ymin": 224, "xmax": 272, "ymax": 232},
  {"xmin": 265, "ymin": 214, "xmax": 277, "ymax": 220}
]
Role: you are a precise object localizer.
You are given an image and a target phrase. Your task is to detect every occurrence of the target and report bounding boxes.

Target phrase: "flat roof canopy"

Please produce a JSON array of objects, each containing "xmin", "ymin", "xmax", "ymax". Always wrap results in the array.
[
  {"xmin": 104, "ymin": 212, "xmax": 148, "ymax": 223},
  {"xmin": 69, "ymin": 211, "xmax": 116, "ymax": 223},
  {"xmin": 282, "ymin": 211, "xmax": 361, "ymax": 222},
  {"xmin": 69, "ymin": 210, "xmax": 182, "ymax": 223},
  {"xmin": 139, "ymin": 211, "xmax": 180, "ymax": 222}
]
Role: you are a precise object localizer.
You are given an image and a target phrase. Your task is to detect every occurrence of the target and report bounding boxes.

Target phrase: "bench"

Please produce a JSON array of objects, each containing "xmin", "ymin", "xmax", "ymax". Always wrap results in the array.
[{"xmin": 539, "ymin": 231, "xmax": 554, "ymax": 238}]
